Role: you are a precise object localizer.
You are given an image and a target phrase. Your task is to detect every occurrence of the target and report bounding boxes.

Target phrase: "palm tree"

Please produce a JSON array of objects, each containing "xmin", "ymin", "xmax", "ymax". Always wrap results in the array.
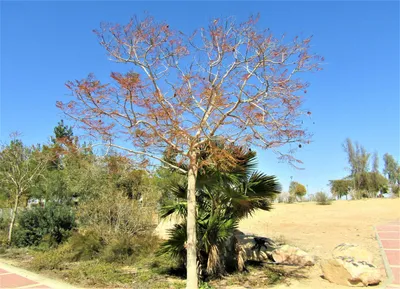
[{"xmin": 158, "ymin": 147, "xmax": 281, "ymax": 279}]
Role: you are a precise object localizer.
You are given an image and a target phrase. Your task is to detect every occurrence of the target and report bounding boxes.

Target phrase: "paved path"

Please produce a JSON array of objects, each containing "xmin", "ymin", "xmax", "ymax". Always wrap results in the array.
[
  {"xmin": 0, "ymin": 259, "xmax": 77, "ymax": 289},
  {"xmin": 376, "ymin": 219, "xmax": 400, "ymax": 289}
]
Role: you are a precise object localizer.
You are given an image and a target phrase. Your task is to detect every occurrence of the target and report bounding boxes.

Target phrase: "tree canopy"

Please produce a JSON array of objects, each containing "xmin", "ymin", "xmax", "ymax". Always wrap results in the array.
[
  {"xmin": 383, "ymin": 153, "xmax": 400, "ymax": 196},
  {"xmin": 289, "ymin": 181, "xmax": 307, "ymax": 200}
]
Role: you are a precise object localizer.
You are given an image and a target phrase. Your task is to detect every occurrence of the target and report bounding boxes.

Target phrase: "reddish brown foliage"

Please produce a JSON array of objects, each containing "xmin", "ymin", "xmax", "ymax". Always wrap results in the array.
[{"xmin": 59, "ymin": 15, "xmax": 323, "ymax": 167}]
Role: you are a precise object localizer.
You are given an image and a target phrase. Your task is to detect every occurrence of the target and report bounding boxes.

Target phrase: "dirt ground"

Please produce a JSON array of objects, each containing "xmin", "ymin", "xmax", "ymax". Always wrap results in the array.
[{"xmin": 238, "ymin": 198, "xmax": 400, "ymax": 288}]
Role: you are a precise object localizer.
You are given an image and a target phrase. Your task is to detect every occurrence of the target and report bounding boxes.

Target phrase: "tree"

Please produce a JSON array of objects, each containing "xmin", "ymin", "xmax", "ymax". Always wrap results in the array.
[
  {"xmin": 383, "ymin": 153, "xmax": 400, "ymax": 196},
  {"xmin": 0, "ymin": 139, "xmax": 48, "ymax": 244},
  {"xmin": 371, "ymin": 151, "xmax": 379, "ymax": 173},
  {"xmin": 368, "ymin": 152, "xmax": 388, "ymax": 195},
  {"xmin": 31, "ymin": 122, "xmax": 98, "ymax": 205},
  {"xmin": 329, "ymin": 179, "xmax": 353, "ymax": 200},
  {"xmin": 48, "ymin": 120, "xmax": 78, "ymax": 170},
  {"xmin": 51, "ymin": 120, "xmax": 74, "ymax": 145},
  {"xmin": 342, "ymin": 139, "xmax": 392, "ymax": 198},
  {"xmin": 289, "ymin": 181, "xmax": 306, "ymax": 201},
  {"xmin": 343, "ymin": 138, "xmax": 371, "ymax": 192},
  {"xmin": 369, "ymin": 172, "xmax": 389, "ymax": 196},
  {"xmin": 58, "ymin": 15, "xmax": 322, "ymax": 288}
]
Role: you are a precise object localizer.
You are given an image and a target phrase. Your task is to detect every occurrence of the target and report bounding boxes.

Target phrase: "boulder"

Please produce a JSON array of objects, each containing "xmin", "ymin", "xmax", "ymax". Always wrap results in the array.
[
  {"xmin": 320, "ymin": 257, "xmax": 381, "ymax": 287},
  {"xmin": 232, "ymin": 231, "xmax": 274, "ymax": 262},
  {"xmin": 332, "ymin": 243, "xmax": 374, "ymax": 264},
  {"xmin": 271, "ymin": 244, "xmax": 315, "ymax": 266}
]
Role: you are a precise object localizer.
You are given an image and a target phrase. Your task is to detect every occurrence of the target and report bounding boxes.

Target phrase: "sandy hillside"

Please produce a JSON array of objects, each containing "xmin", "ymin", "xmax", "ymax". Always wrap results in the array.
[{"xmin": 238, "ymin": 198, "xmax": 400, "ymax": 288}]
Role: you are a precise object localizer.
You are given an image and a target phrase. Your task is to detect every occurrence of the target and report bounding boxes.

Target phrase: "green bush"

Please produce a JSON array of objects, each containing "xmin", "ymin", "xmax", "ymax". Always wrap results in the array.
[
  {"xmin": 102, "ymin": 237, "xmax": 134, "ymax": 263},
  {"xmin": 0, "ymin": 215, "xmax": 9, "ymax": 231},
  {"xmin": 102, "ymin": 234, "xmax": 159, "ymax": 263},
  {"xmin": 315, "ymin": 192, "xmax": 332, "ymax": 205},
  {"xmin": 0, "ymin": 216, "xmax": 9, "ymax": 247},
  {"xmin": 67, "ymin": 230, "xmax": 104, "ymax": 261},
  {"xmin": 30, "ymin": 230, "xmax": 104, "ymax": 270},
  {"xmin": 14, "ymin": 203, "xmax": 75, "ymax": 247}
]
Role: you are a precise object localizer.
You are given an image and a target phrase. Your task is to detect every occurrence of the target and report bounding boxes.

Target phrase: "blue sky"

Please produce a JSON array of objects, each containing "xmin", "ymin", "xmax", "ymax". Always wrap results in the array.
[{"xmin": 1, "ymin": 1, "xmax": 399, "ymax": 194}]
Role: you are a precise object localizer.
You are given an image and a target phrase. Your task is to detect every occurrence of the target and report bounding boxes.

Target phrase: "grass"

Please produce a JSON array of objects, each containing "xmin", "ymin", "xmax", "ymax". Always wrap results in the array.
[
  {"xmin": 0, "ymin": 244, "xmax": 187, "ymax": 289},
  {"xmin": 0, "ymin": 229, "xmax": 305, "ymax": 289},
  {"xmin": 0, "ymin": 244, "xmax": 302, "ymax": 289}
]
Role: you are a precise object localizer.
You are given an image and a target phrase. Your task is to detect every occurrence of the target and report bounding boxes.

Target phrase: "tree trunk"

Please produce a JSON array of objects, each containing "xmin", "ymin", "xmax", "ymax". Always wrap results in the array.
[
  {"xmin": 186, "ymin": 155, "xmax": 198, "ymax": 289},
  {"xmin": 8, "ymin": 192, "xmax": 20, "ymax": 245}
]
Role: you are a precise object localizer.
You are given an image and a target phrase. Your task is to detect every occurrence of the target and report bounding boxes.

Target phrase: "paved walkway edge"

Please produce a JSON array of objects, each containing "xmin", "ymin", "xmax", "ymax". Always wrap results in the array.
[
  {"xmin": 0, "ymin": 258, "xmax": 78, "ymax": 289},
  {"xmin": 374, "ymin": 226, "xmax": 395, "ymax": 289}
]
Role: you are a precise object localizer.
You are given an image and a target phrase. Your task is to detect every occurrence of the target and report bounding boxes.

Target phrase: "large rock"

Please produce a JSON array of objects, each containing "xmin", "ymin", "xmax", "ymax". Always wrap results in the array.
[
  {"xmin": 232, "ymin": 231, "xmax": 274, "ymax": 262},
  {"xmin": 320, "ymin": 257, "xmax": 381, "ymax": 287},
  {"xmin": 272, "ymin": 244, "xmax": 315, "ymax": 266},
  {"xmin": 332, "ymin": 243, "xmax": 374, "ymax": 264}
]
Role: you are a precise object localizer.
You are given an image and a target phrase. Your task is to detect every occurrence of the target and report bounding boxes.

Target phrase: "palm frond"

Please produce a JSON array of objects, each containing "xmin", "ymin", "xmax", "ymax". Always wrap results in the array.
[
  {"xmin": 157, "ymin": 223, "xmax": 187, "ymax": 262},
  {"xmin": 219, "ymin": 172, "xmax": 281, "ymax": 219},
  {"xmin": 246, "ymin": 172, "xmax": 281, "ymax": 199},
  {"xmin": 159, "ymin": 202, "xmax": 187, "ymax": 219},
  {"xmin": 169, "ymin": 182, "xmax": 187, "ymax": 199}
]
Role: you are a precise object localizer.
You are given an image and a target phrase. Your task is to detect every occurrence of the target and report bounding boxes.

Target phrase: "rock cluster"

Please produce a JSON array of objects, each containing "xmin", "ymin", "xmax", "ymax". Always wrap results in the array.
[
  {"xmin": 320, "ymin": 243, "xmax": 381, "ymax": 287},
  {"xmin": 272, "ymin": 244, "xmax": 315, "ymax": 266},
  {"xmin": 233, "ymin": 231, "xmax": 314, "ymax": 266}
]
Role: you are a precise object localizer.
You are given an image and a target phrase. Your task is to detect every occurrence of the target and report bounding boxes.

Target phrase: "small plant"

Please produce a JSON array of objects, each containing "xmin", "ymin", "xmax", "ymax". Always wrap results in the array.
[
  {"xmin": 315, "ymin": 192, "xmax": 332, "ymax": 205},
  {"xmin": 199, "ymin": 281, "xmax": 215, "ymax": 289}
]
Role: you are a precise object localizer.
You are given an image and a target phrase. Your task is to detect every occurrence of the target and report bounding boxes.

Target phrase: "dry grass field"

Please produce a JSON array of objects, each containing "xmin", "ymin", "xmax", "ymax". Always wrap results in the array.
[{"xmin": 238, "ymin": 198, "xmax": 400, "ymax": 288}]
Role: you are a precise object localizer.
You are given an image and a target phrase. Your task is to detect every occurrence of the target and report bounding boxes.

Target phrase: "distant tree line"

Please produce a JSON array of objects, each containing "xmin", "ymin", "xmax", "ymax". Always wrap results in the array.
[{"xmin": 329, "ymin": 138, "xmax": 399, "ymax": 199}]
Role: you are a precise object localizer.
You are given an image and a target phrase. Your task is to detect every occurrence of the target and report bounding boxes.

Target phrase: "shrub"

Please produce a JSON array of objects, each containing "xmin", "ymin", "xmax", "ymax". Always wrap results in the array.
[
  {"xmin": 287, "ymin": 195, "xmax": 296, "ymax": 203},
  {"xmin": 102, "ymin": 237, "xmax": 134, "ymax": 263},
  {"xmin": 14, "ymin": 203, "xmax": 75, "ymax": 247},
  {"xmin": 102, "ymin": 234, "xmax": 160, "ymax": 263},
  {"xmin": 77, "ymin": 190, "xmax": 157, "ymax": 243},
  {"xmin": 315, "ymin": 192, "xmax": 332, "ymax": 205},
  {"xmin": 67, "ymin": 230, "xmax": 104, "ymax": 261},
  {"xmin": 30, "ymin": 246, "xmax": 68, "ymax": 270},
  {"xmin": 30, "ymin": 230, "xmax": 104, "ymax": 270},
  {"xmin": 0, "ymin": 215, "xmax": 9, "ymax": 231},
  {"xmin": 0, "ymin": 215, "xmax": 9, "ymax": 247}
]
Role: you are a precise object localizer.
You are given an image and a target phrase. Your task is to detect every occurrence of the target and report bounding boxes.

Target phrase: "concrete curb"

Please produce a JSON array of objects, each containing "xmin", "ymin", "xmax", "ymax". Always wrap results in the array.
[
  {"xmin": 375, "ymin": 226, "xmax": 395, "ymax": 289},
  {"xmin": 0, "ymin": 258, "xmax": 78, "ymax": 289}
]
